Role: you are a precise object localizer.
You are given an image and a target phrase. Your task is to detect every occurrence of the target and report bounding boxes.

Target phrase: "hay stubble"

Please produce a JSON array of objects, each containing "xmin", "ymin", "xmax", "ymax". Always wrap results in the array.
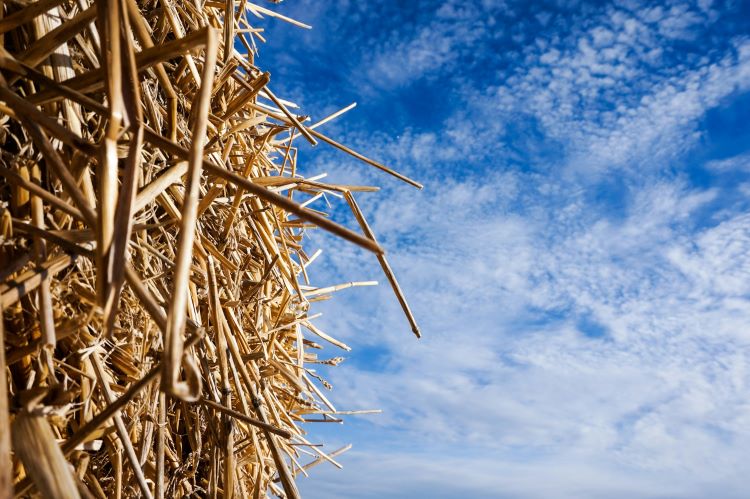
[{"xmin": 0, "ymin": 0, "xmax": 420, "ymax": 497}]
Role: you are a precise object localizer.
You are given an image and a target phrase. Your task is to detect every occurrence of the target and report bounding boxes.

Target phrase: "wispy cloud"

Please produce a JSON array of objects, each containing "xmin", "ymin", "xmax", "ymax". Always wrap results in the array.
[
  {"xmin": 362, "ymin": 1, "xmax": 498, "ymax": 88},
  {"xmin": 482, "ymin": 2, "xmax": 750, "ymax": 173},
  {"xmin": 705, "ymin": 150, "xmax": 750, "ymax": 171},
  {"xmin": 254, "ymin": 1, "xmax": 750, "ymax": 497},
  {"xmin": 301, "ymin": 168, "xmax": 750, "ymax": 497}
]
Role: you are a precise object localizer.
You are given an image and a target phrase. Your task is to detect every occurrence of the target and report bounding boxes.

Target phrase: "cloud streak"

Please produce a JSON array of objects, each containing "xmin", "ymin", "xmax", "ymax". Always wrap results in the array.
[{"xmin": 255, "ymin": 1, "xmax": 750, "ymax": 497}]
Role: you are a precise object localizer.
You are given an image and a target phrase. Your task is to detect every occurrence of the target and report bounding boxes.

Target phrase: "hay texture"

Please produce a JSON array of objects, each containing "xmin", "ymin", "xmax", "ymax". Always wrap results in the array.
[{"xmin": 0, "ymin": 0, "xmax": 421, "ymax": 497}]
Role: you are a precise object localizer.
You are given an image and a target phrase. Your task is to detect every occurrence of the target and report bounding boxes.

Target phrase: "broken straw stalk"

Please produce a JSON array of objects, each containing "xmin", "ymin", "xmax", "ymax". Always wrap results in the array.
[{"xmin": 0, "ymin": 0, "xmax": 420, "ymax": 497}]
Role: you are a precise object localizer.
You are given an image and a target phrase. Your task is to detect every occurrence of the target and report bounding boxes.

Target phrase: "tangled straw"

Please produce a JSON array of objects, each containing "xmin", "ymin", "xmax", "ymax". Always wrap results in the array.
[{"xmin": 0, "ymin": 0, "xmax": 420, "ymax": 497}]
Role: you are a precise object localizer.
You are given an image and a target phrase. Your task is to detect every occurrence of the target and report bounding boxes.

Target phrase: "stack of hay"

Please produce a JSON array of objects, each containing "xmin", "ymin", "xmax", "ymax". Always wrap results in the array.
[{"xmin": 0, "ymin": 0, "xmax": 420, "ymax": 497}]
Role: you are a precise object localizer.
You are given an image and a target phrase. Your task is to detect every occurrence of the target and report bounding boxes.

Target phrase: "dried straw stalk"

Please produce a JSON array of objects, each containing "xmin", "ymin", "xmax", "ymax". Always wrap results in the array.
[{"xmin": 0, "ymin": 0, "xmax": 421, "ymax": 497}]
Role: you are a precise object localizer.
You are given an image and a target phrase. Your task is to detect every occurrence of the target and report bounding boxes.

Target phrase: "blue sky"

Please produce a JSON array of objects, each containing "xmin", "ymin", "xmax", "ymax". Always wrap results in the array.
[{"xmin": 251, "ymin": 1, "xmax": 750, "ymax": 497}]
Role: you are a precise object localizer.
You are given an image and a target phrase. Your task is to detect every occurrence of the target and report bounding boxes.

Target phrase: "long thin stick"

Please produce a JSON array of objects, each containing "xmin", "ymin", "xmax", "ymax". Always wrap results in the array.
[
  {"xmin": 90, "ymin": 354, "xmax": 154, "ymax": 499},
  {"xmin": 345, "ymin": 192, "xmax": 421, "ymax": 338},
  {"xmin": 0, "ymin": 306, "xmax": 11, "ymax": 498},
  {"xmin": 200, "ymin": 397, "xmax": 291, "ymax": 439},
  {"xmin": 207, "ymin": 256, "xmax": 235, "ymax": 498},
  {"xmin": 143, "ymin": 129, "xmax": 383, "ymax": 254},
  {"xmin": 162, "ymin": 27, "xmax": 218, "ymax": 401}
]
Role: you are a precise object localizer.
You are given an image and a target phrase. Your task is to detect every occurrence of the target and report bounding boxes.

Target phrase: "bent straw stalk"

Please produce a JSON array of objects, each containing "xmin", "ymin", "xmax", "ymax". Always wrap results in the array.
[{"xmin": 0, "ymin": 0, "xmax": 421, "ymax": 497}]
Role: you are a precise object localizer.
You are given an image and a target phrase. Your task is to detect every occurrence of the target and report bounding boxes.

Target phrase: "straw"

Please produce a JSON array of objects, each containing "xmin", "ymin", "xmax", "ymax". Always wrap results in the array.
[{"xmin": 0, "ymin": 0, "xmax": 422, "ymax": 496}]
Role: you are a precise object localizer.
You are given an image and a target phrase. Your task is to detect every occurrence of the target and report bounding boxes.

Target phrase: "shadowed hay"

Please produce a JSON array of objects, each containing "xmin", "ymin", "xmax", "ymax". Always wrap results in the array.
[{"xmin": 0, "ymin": 0, "xmax": 421, "ymax": 497}]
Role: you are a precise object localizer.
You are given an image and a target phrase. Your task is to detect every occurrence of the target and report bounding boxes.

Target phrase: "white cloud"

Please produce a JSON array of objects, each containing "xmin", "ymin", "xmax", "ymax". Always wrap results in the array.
[
  {"xmin": 297, "ymin": 165, "xmax": 750, "ymax": 497},
  {"xmin": 299, "ymin": 448, "xmax": 750, "ymax": 499},
  {"xmin": 254, "ymin": 1, "xmax": 750, "ymax": 497},
  {"xmin": 481, "ymin": 2, "xmax": 750, "ymax": 173},
  {"xmin": 705, "ymin": 150, "xmax": 750, "ymax": 172},
  {"xmin": 361, "ymin": 0, "xmax": 494, "ymax": 88}
]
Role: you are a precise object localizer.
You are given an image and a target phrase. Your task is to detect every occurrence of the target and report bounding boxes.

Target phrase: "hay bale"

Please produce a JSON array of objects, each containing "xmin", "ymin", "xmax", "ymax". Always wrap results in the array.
[{"xmin": 0, "ymin": 0, "xmax": 420, "ymax": 497}]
